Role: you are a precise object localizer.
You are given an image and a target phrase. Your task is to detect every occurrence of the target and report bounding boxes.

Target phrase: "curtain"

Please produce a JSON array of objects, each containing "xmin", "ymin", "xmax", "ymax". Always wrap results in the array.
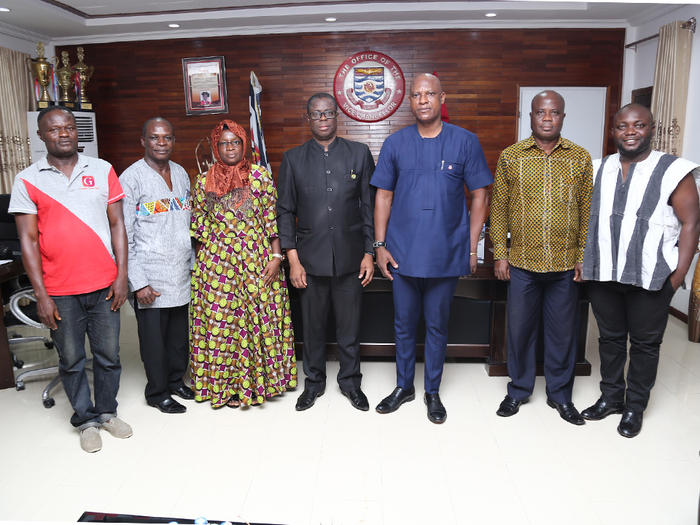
[
  {"xmin": 650, "ymin": 21, "xmax": 693, "ymax": 156},
  {"xmin": 0, "ymin": 46, "xmax": 36, "ymax": 193}
]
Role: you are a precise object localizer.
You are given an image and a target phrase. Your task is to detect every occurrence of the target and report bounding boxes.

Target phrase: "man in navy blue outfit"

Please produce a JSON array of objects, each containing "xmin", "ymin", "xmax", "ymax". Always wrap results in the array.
[{"xmin": 371, "ymin": 73, "xmax": 492, "ymax": 423}]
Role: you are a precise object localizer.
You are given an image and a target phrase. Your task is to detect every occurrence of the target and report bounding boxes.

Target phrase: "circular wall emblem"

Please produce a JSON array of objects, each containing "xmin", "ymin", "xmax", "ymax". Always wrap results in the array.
[{"xmin": 334, "ymin": 50, "xmax": 405, "ymax": 123}]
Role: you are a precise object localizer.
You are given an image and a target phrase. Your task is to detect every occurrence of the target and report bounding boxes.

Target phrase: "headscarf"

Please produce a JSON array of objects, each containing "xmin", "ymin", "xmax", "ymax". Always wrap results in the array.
[{"xmin": 204, "ymin": 119, "xmax": 251, "ymax": 197}]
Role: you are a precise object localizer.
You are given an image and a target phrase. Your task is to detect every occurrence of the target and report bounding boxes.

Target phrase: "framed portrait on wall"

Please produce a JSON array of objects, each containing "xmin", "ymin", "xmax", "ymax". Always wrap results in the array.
[{"xmin": 182, "ymin": 56, "xmax": 228, "ymax": 116}]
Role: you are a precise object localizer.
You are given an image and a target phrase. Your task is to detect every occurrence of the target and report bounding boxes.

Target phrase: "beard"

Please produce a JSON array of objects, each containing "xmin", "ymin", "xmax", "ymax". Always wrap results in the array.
[{"xmin": 616, "ymin": 133, "xmax": 653, "ymax": 159}]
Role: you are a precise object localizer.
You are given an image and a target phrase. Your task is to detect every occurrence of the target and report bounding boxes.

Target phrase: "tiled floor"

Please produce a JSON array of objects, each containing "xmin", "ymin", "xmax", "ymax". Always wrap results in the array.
[{"xmin": 1, "ymin": 306, "xmax": 698, "ymax": 524}]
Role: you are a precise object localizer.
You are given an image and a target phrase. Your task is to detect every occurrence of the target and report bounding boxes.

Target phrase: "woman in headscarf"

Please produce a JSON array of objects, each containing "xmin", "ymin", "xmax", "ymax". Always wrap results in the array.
[{"xmin": 190, "ymin": 119, "xmax": 296, "ymax": 408}]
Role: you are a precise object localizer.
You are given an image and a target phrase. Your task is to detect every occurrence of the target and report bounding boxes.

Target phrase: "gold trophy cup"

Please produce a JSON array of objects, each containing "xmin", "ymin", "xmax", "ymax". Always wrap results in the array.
[
  {"xmin": 72, "ymin": 46, "xmax": 94, "ymax": 111},
  {"xmin": 54, "ymin": 51, "xmax": 75, "ymax": 108},
  {"xmin": 27, "ymin": 42, "xmax": 54, "ymax": 109}
]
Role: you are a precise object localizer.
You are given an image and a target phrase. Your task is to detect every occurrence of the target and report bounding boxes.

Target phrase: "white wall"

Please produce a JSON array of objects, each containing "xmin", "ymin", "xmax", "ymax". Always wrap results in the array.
[
  {"xmin": 0, "ymin": 33, "xmax": 36, "ymax": 55},
  {"xmin": 0, "ymin": 27, "xmax": 53, "ymax": 57},
  {"xmin": 622, "ymin": 5, "xmax": 700, "ymax": 314}
]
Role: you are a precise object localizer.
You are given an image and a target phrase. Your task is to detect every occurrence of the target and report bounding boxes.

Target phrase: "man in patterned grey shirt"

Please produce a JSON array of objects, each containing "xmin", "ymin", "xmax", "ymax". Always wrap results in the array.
[{"xmin": 121, "ymin": 117, "xmax": 194, "ymax": 414}]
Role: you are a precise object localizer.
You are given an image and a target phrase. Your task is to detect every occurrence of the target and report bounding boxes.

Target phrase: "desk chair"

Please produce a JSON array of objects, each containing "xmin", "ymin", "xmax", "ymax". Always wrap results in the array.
[
  {"xmin": 0, "ymin": 194, "xmax": 33, "ymax": 369},
  {"xmin": 0, "ymin": 194, "xmax": 91, "ymax": 407},
  {"xmin": 8, "ymin": 287, "xmax": 60, "ymax": 406},
  {"xmin": 8, "ymin": 287, "xmax": 97, "ymax": 408},
  {"xmin": 9, "ymin": 289, "xmax": 94, "ymax": 408}
]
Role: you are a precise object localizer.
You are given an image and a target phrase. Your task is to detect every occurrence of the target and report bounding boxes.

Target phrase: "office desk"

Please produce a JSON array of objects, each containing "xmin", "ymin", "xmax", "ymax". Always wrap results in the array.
[
  {"xmin": 0, "ymin": 260, "xmax": 24, "ymax": 390},
  {"xmin": 287, "ymin": 263, "xmax": 591, "ymax": 377}
]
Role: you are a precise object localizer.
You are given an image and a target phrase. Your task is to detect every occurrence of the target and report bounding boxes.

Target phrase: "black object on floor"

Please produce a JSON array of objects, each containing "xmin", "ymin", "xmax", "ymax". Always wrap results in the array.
[{"xmin": 78, "ymin": 511, "xmax": 284, "ymax": 524}]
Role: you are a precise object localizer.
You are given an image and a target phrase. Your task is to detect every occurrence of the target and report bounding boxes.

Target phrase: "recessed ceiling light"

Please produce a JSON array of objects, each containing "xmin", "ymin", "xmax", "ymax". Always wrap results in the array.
[
  {"xmin": 0, "ymin": 7, "xmax": 10, "ymax": 12},
  {"xmin": 168, "ymin": 23, "xmax": 180, "ymax": 28},
  {"xmin": 325, "ymin": 17, "xmax": 337, "ymax": 22},
  {"xmin": 485, "ymin": 12, "xmax": 497, "ymax": 17}
]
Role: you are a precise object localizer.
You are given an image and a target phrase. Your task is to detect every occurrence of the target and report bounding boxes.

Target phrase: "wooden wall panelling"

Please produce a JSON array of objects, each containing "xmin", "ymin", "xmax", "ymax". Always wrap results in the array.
[{"xmin": 57, "ymin": 28, "xmax": 625, "ymax": 178}]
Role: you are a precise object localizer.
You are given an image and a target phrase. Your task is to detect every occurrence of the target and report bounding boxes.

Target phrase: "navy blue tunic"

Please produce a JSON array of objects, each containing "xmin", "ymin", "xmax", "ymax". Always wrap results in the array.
[{"xmin": 371, "ymin": 123, "xmax": 493, "ymax": 277}]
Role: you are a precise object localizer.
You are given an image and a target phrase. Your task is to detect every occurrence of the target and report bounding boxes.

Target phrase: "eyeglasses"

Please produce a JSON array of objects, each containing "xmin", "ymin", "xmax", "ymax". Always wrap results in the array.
[
  {"xmin": 218, "ymin": 139, "xmax": 242, "ymax": 148},
  {"xmin": 308, "ymin": 110, "xmax": 338, "ymax": 121},
  {"xmin": 409, "ymin": 91, "xmax": 440, "ymax": 100}
]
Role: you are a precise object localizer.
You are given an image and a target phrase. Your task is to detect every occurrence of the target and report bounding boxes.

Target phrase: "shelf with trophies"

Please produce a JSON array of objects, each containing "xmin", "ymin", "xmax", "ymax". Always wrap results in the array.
[{"xmin": 26, "ymin": 42, "xmax": 98, "ymax": 160}]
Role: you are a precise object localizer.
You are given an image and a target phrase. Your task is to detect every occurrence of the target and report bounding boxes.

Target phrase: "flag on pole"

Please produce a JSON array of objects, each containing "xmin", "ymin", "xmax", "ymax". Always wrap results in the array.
[
  {"xmin": 432, "ymin": 70, "xmax": 450, "ymax": 123},
  {"xmin": 249, "ymin": 71, "xmax": 271, "ymax": 173}
]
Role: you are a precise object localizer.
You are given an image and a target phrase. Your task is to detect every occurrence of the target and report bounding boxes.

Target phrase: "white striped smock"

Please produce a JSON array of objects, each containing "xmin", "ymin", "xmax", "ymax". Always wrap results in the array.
[{"xmin": 582, "ymin": 150, "xmax": 699, "ymax": 291}]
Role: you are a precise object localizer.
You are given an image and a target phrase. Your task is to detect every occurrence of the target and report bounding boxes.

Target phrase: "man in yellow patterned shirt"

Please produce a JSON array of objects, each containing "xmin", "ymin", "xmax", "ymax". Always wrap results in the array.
[{"xmin": 490, "ymin": 90, "xmax": 593, "ymax": 425}]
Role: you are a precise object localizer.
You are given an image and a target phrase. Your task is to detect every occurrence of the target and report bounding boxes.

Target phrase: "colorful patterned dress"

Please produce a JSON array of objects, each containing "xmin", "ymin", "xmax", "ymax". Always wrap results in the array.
[{"xmin": 190, "ymin": 164, "xmax": 296, "ymax": 407}]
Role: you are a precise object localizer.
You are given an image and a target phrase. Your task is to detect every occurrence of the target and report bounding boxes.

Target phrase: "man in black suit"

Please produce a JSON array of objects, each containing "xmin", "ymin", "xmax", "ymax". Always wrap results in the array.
[{"xmin": 277, "ymin": 93, "xmax": 375, "ymax": 412}]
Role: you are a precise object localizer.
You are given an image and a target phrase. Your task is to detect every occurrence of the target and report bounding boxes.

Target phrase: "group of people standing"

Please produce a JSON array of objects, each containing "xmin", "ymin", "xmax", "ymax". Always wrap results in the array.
[{"xmin": 9, "ymin": 72, "xmax": 698, "ymax": 453}]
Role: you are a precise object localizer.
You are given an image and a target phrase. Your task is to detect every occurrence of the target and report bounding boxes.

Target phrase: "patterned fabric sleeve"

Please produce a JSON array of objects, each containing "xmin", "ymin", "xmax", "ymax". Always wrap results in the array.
[
  {"xmin": 576, "ymin": 152, "xmax": 594, "ymax": 263},
  {"xmin": 190, "ymin": 173, "xmax": 209, "ymax": 244},
  {"xmin": 257, "ymin": 166, "xmax": 279, "ymax": 239},
  {"xmin": 490, "ymin": 151, "xmax": 510, "ymax": 261}
]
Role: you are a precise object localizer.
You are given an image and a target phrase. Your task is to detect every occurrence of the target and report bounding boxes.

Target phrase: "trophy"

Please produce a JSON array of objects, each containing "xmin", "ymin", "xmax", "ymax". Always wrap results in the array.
[
  {"xmin": 27, "ymin": 42, "xmax": 54, "ymax": 109},
  {"xmin": 72, "ymin": 46, "xmax": 94, "ymax": 111},
  {"xmin": 54, "ymin": 51, "xmax": 75, "ymax": 108}
]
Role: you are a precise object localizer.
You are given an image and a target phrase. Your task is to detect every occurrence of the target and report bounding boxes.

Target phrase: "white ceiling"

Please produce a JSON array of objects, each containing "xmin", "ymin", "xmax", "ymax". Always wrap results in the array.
[{"xmin": 0, "ymin": 0, "xmax": 694, "ymax": 45}]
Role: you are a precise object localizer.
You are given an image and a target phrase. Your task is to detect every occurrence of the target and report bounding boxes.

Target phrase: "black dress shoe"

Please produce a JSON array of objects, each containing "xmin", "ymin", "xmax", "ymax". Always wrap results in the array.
[
  {"xmin": 581, "ymin": 396, "xmax": 624, "ymax": 421},
  {"xmin": 342, "ymin": 389, "xmax": 369, "ymax": 411},
  {"xmin": 375, "ymin": 386, "xmax": 415, "ymax": 414},
  {"xmin": 496, "ymin": 395, "xmax": 528, "ymax": 417},
  {"xmin": 547, "ymin": 399, "xmax": 585, "ymax": 426},
  {"xmin": 171, "ymin": 383, "xmax": 195, "ymax": 400},
  {"xmin": 295, "ymin": 388, "xmax": 324, "ymax": 411},
  {"xmin": 424, "ymin": 392, "xmax": 446, "ymax": 424},
  {"xmin": 149, "ymin": 396, "xmax": 186, "ymax": 414},
  {"xmin": 617, "ymin": 409, "xmax": 643, "ymax": 438}
]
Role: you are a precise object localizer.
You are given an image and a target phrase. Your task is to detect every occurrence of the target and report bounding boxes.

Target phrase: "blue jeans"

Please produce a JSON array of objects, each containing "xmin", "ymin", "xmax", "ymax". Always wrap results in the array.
[{"xmin": 51, "ymin": 287, "xmax": 121, "ymax": 429}]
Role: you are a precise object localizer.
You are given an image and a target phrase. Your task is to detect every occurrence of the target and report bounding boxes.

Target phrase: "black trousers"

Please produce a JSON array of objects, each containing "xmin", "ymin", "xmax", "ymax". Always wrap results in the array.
[
  {"xmin": 505, "ymin": 267, "xmax": 579, "ymax": 404},
  {"xmin": 587, "ymin": 279, "xmax": 675, "ymax": 411},
  {"xmin": 134, "ymin": 303, "xmax": 189, "ymax": 404},
  {"xmin": 299, "ymin": 272, "xmax": 362, "ymax": 393}
]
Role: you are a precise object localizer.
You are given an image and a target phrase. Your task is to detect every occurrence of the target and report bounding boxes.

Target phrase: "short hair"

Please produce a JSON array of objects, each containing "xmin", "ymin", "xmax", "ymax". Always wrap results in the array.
[
  {"xmin": 141, "ymin": 117, "xmax": 173, "ymax": 137},
  {"xmin": 306, "ymin": 93, "xmax": 337, "ymax": 114},
  {"xmin": 531, "ymin": 90, "xmax": 565, "ymax": 111},
  {"xmin": 410, "ymin": 73, "xmax": 442, "ymax": 93},
  {"xmin": 37, "ymin": 106, "xmax": 75, "ymax": 127},
  {"xmin": 615, "ymin": 103, "xmax": 654, "ymax": 123}
]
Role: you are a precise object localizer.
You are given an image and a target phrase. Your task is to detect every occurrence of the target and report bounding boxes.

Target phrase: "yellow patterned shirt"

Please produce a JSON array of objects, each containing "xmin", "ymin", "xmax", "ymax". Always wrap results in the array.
[{"xmin": 490, "ymin": 135, "xmax": 593, "ymax": 272}]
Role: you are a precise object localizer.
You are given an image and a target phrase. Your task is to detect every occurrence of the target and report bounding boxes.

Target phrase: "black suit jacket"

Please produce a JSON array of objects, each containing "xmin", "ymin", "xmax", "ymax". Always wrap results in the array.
[{"xmin": 277, "ymin": 137, "xmax": 375, "ymax": 276}]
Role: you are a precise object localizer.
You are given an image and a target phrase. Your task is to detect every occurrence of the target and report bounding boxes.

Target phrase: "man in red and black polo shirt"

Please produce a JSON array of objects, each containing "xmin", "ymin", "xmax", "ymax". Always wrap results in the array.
[{"xmin": 10, "ymin": 107, "xmax": 132, "ymax": 453}]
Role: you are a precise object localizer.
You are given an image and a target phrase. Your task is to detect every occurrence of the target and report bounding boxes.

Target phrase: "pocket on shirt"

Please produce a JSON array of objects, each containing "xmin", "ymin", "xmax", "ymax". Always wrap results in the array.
[
  {"xmin": 296, "ymin": 226, "xmax": 311, "ymax": 241},
  {"xmin": 558, "ymin": 175, "xmax": 577, "ymax": 204},
  {"xmin": 441, "ymin": 161, "xmax": 464, "ymax": 181},
  {"xmin": 344, "ymin": 171, "xmax": 360, "ymax": 184}
]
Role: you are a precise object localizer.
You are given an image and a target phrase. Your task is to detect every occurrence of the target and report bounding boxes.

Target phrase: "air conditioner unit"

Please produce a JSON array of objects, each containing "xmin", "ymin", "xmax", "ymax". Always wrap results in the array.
[{"xmin": 27, "ymin": 110, "xmax": 99, "ymax": 162}]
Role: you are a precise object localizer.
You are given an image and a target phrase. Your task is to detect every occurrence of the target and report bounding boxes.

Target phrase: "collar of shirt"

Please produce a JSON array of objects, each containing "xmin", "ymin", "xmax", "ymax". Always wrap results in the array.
[
  {"xmin": 309, "ymin": 136, "xmax": 341, "ymax": 153},
  {"xmin": 37, "ymin": 153, "xmax": 89, "ymax": 182},
  {"xmin": 522, "ymin": 135, "xmax": 574, "ymax": 154}
]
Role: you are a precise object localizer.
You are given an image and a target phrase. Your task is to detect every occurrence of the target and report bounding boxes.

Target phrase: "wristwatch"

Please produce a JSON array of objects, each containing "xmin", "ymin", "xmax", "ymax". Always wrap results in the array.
[{"xmin": 372, "ymin": 241, "xmax": 386, "ymax": 248}]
